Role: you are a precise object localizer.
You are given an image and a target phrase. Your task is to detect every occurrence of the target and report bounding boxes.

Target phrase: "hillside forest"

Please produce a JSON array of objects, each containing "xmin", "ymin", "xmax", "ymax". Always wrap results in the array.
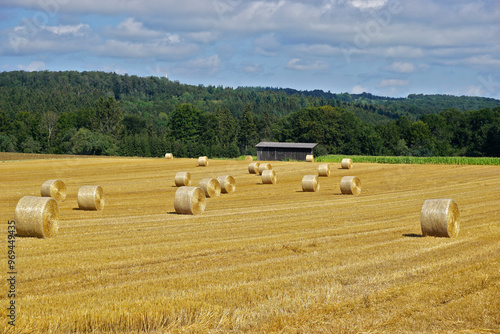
[{"xmin": 0, "ymin": 71, "xmax": 499, "ymax": 158}]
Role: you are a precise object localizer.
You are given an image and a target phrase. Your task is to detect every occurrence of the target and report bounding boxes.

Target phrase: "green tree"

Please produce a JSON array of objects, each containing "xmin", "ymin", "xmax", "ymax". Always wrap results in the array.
[{"xmin": 92, "ymin": 97, "xmax": 123, "ymax": 137}]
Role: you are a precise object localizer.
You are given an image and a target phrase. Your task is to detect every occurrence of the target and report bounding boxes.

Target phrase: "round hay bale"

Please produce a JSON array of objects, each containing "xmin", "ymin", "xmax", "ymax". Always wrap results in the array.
[
  {"xmin": 258, "ymin": 163, "xmax": 272, "ymax": 174},
  {"xmin": 302, "ymin": 175, "xmax": 320, "ymax": 192},
  {"xmin": 14, "ymin": 196, "xmax": 59, "ymax": 238},
  {"xmin": 340, "ymin": 176, "xmax": 361, "ymax": 195},
  {"xmin": 245, "ymin": 155, "xmax": 253, "ymax": 162},
  {"xmin": 341, "ymin": 158, "xmax": 353, "ymax": 169},
  {"xmin": 318, "ymin": 164, "xmax": 331, "ymax": 177},
  {"xmin": 217, "ymin": 175, "xmax": 236, "ymax": 194},
  {"xmin": 420, "ymin": 199, "xmax": 460, "ymax": 238},
  {"xmin": 40, "ymin": 179, "xmax": 67, "ymax": 202},
  {"xmin": 262, "ymin": 169, "xmax": 277, "ymax": 184},
  {"xmin": 198, "ymin": 156, "xmax": 209, "ymax": 167},
  {"xmin": 306, "ymin": 154, "xmax": 314, "ymax": 162},
  {"xmin": 248, "ymin": 162, "xmax": 261, "ymax": 174},
  {"xmin": 175, "ymin": 172, "xmax": 191, "ymax": 187},
  {"xmin": 198, "ymin": 178, "xmax": 221, "ymax": 198},
  {"xmin": 174, "ymin": 186, "xmax": 206, "ymax": 215},
  {"xmin": 77, "ymin": 185, "xmax": 105, "ymax": 211},
  {"xmin": 165, "ymin": 153, "xmax": 173, "ymax": 159}
]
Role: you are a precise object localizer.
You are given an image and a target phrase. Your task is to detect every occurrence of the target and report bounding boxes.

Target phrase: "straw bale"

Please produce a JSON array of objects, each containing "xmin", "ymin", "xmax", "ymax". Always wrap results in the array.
[
  {"xmin": 174, "ymin": 186, "xmax": 206, "ymax": 215},
  {"xmin": 217, "ymin": 175, "xmax": 236, "ymax": 194},
  {"xmin": 302, "ymin": 175, "xmax": 320, "ymax": 192},
  {"xmin": 258, "ymin": 163, "xmax": 272, "ymax": 174},
  {"xmin": 262, "ymin": 169, "xmax": 277, "ymax": 184},
  {"xmin": 306, "ymin": 155, "xmax": 314, "ymax": 162},
  {"xmin": 340, "ymin": 176, "xmax": 361, "ymax": 195},
  {"xmin": 175, "ymin": 171, "xmax": 191, "ymax": 187},
  {"xmin": 14, "ymin": 196, "xmax": 59, "ymax": 238},
  {"xmin": 420, "ymin": 199, "xmax": 460, "ymax": 238},
  {"xmin": 341, "ymin": 158, "xmax": 353, "ymax": 169},
  {"xmin": 318, "ymin": 164, "xmax": 330, "ymax": 177},
  {"xmin": 198, "ymin": 178, "xmax": 221, "ymax": 198},
  {"xmin": 165, "ymin": 153, "xmax": 173, "ymax": 159},
  {"xmin": 248, "ymin": 162, "xmax": 261, "ymax": 174},
  {"xmin": 40, "ymin": 179, "xmax": 67, "ymax": 202},
  {"xmin": 245, "ymin": 155, "xmax": 253, "ymax": 162},
  {"xmin": 198, "ymin": 156, "xmax": 209, "ymax": 166},
  {"xmin": 77, "ymin": 185, "xmax": 105, "ymax": 211}
]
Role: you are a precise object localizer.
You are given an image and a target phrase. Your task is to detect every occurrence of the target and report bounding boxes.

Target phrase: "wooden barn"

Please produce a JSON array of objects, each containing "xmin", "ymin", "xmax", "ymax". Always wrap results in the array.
[{"xmin": 256, "ymin": 142, "xmax": 318, "ymax": 161}]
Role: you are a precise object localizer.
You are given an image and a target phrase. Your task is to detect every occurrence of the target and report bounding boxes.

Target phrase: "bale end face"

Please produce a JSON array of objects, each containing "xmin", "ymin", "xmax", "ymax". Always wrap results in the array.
[
  {"xmin": 40, "ymin": 179, "xmax": 67, "ymax": 202},
  {"xmin": 340, "ymin": 176, "xmax": 361, "ymax": 195},
  {"xmin": 78, "ymin": 186, "xmax": 105, "ymax": 211},
  {"xmin": 245, "ymin": 155, "xmax": 253, "ymax": 162},
  {"xmin": 165, "ymin": 153, "xmax": 173, "ymax": 159},
  {"xmin": 306, "ymin": 155, "xmax": 314, "ymax": 162},
  {"xmin": 302, "ymin": 175, "xmax": 319, "ymax": 192},
  {"xmin": 174, "ymin": 186, "xmax": 206, "ymax": 215},
  {"xmin": 14, "ymin": 196, "xmax": 59, "ymax": 238},
  {"xmin": 420, "ymin": 199, "xmax": 460, "ymax": 238}
]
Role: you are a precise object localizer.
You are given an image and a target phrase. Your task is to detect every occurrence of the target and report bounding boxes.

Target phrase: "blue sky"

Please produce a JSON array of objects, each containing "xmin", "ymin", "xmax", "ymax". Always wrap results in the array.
[{"xmin": 1, "ymin": 0, "xmax": 499, "ymax": 98}]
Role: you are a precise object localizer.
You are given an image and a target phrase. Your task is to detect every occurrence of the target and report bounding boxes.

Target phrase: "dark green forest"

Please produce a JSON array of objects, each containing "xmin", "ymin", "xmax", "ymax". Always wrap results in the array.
[{"xmin": 1, "ymin": 70, "xmax": 499, "ymax": 158}]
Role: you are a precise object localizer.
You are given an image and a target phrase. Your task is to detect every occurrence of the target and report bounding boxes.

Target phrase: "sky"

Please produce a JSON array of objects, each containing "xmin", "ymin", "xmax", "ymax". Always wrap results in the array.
[{"xmin": 1, "ymin": 0, "xmax": 499, "ymax": 99}]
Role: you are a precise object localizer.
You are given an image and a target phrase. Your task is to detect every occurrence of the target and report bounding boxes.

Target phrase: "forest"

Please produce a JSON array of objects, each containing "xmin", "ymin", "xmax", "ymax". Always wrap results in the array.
[{"xmin": 0, "ymin": 70, "xmax": 499, "ymax": 158}]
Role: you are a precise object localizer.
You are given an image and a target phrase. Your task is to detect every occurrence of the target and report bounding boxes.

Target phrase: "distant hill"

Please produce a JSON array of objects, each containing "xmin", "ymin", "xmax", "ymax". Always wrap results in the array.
[{"xmin": 1, "ymin": 70, "xmax": 499, "ymax": 124}]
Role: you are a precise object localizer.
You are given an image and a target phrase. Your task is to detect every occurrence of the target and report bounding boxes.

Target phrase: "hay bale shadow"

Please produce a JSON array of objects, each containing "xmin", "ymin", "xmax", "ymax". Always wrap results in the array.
[{"xmin": 403, "ymin": 233, "xmax": 424, "ymax": 238}]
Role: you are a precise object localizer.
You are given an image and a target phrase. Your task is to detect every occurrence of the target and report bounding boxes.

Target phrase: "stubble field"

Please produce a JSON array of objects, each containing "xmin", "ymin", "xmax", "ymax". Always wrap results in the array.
[{"xmin": 1, "ymin": 153, "xmax": 499, "ymax": 333}]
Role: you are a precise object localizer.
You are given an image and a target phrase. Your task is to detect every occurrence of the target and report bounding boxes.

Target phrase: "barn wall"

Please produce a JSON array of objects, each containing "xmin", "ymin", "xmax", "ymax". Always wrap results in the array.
[{"xmin": 257, "ymin": 147, "xmax": 313, "ymax": 161}]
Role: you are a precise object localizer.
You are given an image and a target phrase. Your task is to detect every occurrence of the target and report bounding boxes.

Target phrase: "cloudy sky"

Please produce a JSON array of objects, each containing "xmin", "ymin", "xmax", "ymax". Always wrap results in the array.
[{"xmin": 1, "ymin": 0, "xmax": 499, "ymax": 98}]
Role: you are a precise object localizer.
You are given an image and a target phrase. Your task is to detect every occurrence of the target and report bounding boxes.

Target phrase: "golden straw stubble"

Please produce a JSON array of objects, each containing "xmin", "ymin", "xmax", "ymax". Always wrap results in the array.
[
  {"xmin": 40, "ymin": 179, "xmax": 67, "ymax": 202},
  {"xmin": 217, "ymin": 175, "xmax": 236, "ymax": 194},
  {"xmin": 175, "ymin": 172, "xmax": 191, "ymax": 187},
  {"xmin": 262, "ymin": 169, "xmax": 277, "ymax": 184},
  {"xmin": 341, "ymin": 158, "xmax": 353, "ymax": 169},
  {"xmin": 198, "ymin": 178, "xmax": 221, "ymax": 198},
  {"xmin": 306, "ymin": 155, "xmax": 314, "ymax": 162},
  {"xmin": 174, "ymin": 186, "xmax": 206, "ymax": 215},
  {"xmin": 248, "ymin": 162, "xmax": 261, "ymax": 174},
  {"xmin": 302, "ymin": 175, "xmax": 320, "ymax": 192},
  {"xmin": 420, "ymin": 199, "xmax": 460, "ymax": 238},
  {"xmin": 14, "ymin": 196, "xmax": 59, "ymax": 238},
  {"xmin": 258, "ymin": 163, "xmax": 272, "ymax": 174},
  {"xmin": 318, "ymin": 164, "xmax": 330, "ymax": 177},
  {"xmin": 340, "ymin": 176, "xmax": 361, "ymax": 195},
  {"xmin": 78, "ymin": 185, "xmax": 105, "ymax": 211},
  {"xmin": 198, "ymin": 156, "xmax": 209, "ymax": 167}
]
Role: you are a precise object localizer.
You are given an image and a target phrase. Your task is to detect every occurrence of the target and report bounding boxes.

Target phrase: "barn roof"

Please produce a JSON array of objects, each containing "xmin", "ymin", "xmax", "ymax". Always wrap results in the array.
[{"xmin": 256, "ymin": 142, "xmax": 318, "ymax": 149}]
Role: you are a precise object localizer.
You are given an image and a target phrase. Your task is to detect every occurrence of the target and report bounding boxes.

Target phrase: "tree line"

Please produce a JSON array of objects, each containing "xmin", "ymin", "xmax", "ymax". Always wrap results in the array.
[{"xmin": 0, "ymin": 70, "xmax": 499, "ymax": 158}]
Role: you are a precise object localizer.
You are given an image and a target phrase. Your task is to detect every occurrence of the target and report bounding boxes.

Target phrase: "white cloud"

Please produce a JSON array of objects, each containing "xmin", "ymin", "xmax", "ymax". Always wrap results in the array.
[
  {"xmin": 41, "ymin": 24, "xmax": 90, "ymax": 36},
  {"xmin": 349, "ymin": 0, "xmax": 388, "ymax": 10},
  {"xmin": 388, "ymin": 61, "xmax": 415, "ymax": 73},
  {"xmin": 18, "ymin": 60, "xmax": 45, "ymax": 71},
  {"xmin": 97, "ymin": 39, "xmax": 198, "ymax": 60},
  {"xmin": 103, "ymin": 18, "xmax": 166, "ymax": 41},
  {"xmin": 183, "ymin": 55, "xmax": 221, "ymax": 75},
  {"xmin": 351, "ymin": 84, "xmax": 368, "ymax": 94},
  {"xmin": 378, "ymin": 79, "xmax": 409, "ymax": 87},
  {"xmin": 286, "ymin": 58, "xmax": 329, "ymax": 71}
]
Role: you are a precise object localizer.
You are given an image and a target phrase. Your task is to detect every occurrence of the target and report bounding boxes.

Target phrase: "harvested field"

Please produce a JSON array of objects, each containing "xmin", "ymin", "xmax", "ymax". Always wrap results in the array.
[{"xmin": 1, "ymin": 155, "xmax": 499, "ymax": 333}]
